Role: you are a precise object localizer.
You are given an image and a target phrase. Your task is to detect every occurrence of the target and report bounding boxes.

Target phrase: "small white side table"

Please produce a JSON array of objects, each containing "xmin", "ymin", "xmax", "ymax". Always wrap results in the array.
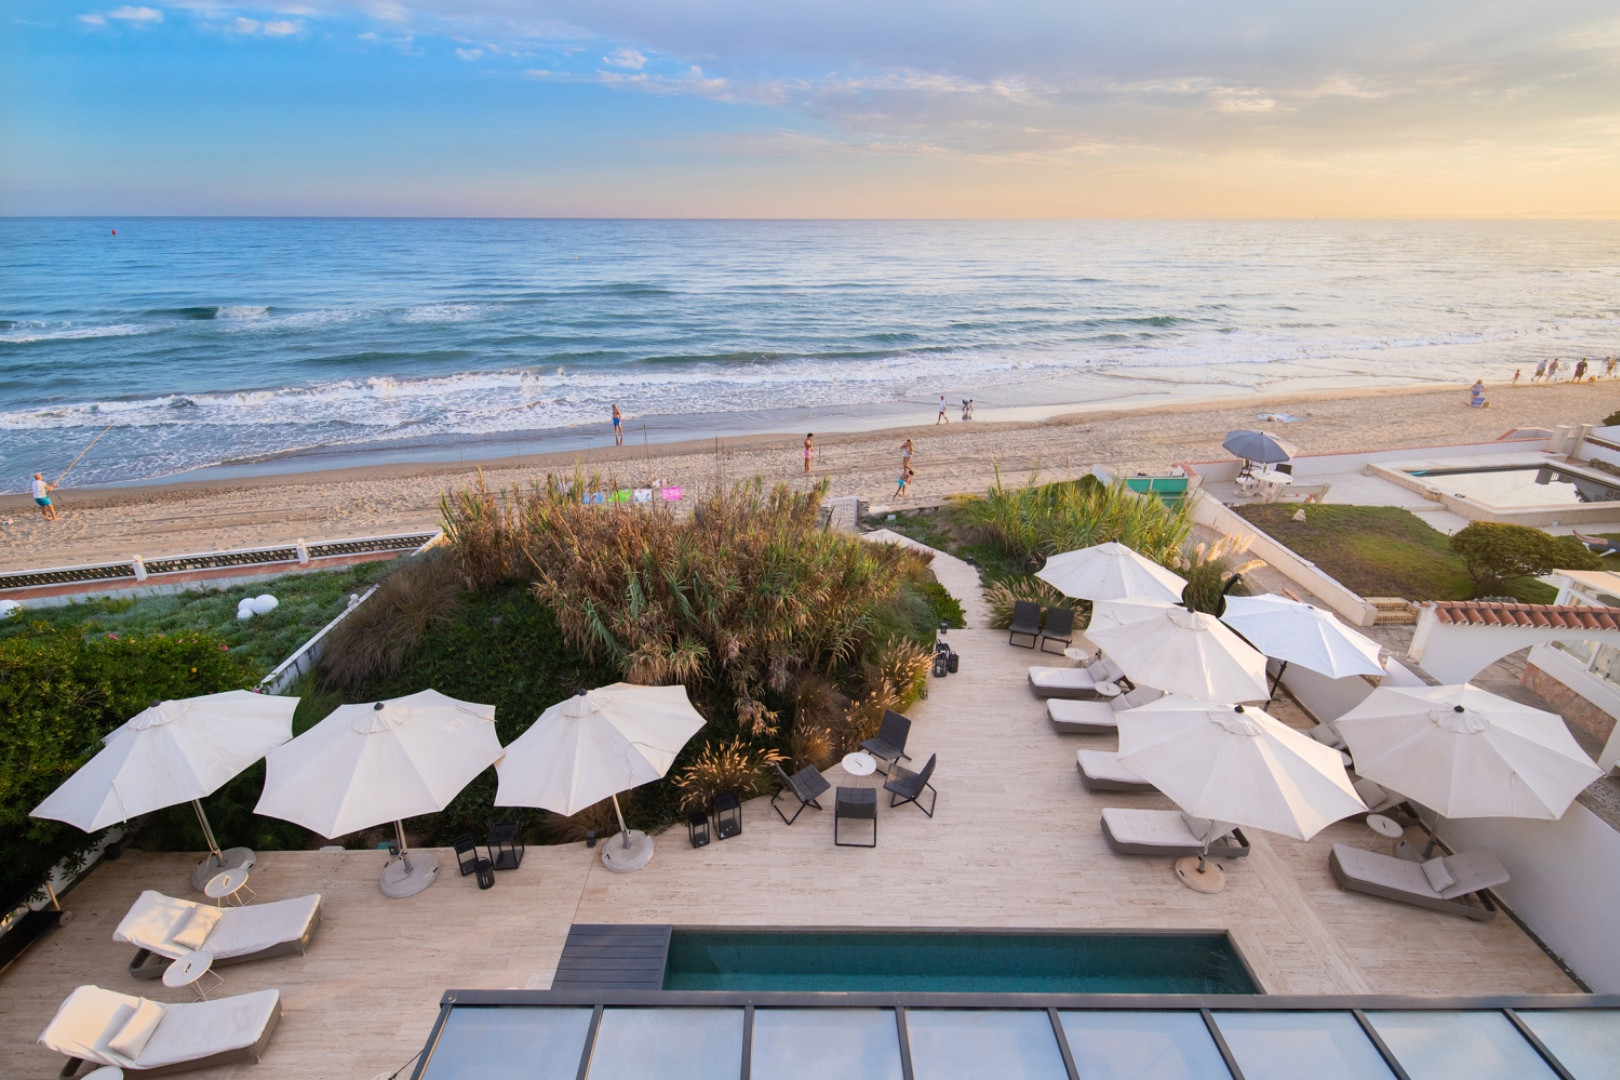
[
  {"xmin": 841, "ymin": 752, "xmax": 878, "ymax": 785},
  {"xmin": 83, "ymin": 1067, "xmax": 124, "ymax": 1080},
  {"xmin": 162, "ymin": 949, "xmax": 222, "ymax": 1000},
  {"xmin": 205, "ymin": 867, "xmax": 254, "ymax": 907},
  {"xmin": 1366, "ymin": 813, "xmax": 1404, "ymax": 840},
  {"xmin": 1095, "ymin": 682, "xmax": 1122, "ymax": 698}
]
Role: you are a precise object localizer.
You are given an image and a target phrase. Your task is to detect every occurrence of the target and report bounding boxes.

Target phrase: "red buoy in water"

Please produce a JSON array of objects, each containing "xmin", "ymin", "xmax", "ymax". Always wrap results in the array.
[{"xmin": 111, "ymin": 229, "xmax": 117, "ymax": 235}]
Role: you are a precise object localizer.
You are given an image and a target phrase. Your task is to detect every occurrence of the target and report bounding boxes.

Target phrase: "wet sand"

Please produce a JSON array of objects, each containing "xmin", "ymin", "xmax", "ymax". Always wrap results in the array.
[{"xmin": 2, "ymin": 380, "xmax": 1616, "ymax": 573}]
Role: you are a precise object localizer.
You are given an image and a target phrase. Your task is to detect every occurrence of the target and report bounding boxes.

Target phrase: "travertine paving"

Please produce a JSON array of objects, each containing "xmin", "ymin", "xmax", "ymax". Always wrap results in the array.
[{"xmin": 0, "ymin": 630, "xmax": 1578, "ymax": 1080}]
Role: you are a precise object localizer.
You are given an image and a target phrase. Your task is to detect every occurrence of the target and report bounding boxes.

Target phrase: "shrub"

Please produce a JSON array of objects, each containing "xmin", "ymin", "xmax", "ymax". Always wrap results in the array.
[
  {"xmin": 0, "ymin": 629, "xmax": 259, "ymax": 908},
  {"xmin": 1604, "ymin": 410, "xmax": 1620, "ymax": 427},
  {"xmin": 670, "ymin": 736, "xmax": 785, "ymax": 813},
  {"xmin": 1172, "ymin": 535, "xmax": 1264, "ymax": 614},
  {"xmin": 317, "ymin": 551, "xmax": 466, "ymax": 690},
  {"xmin": 983, "ymin": 578, "xmax": 1069, "ymax": 630},
  {"xmin": 959, "ymin": 472, "xmax": 1193, "ymax": 570},
  {"xmin": 917, "ymin": 581, "xmax": 966, "ymax": 630},
  {"xmin": 1450, "ymin": 522, "xmax": 1601, "ymax": 594}
]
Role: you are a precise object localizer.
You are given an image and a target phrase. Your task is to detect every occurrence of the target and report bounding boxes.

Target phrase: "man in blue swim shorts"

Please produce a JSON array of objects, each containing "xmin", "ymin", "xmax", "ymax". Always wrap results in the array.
[
  {"xmin": 31, "ymin": 472, "xmax": 58, "ymax": 521},
  {"xmin": 611, "ymin": 403, "xmax": 624, "ymax": 446}
]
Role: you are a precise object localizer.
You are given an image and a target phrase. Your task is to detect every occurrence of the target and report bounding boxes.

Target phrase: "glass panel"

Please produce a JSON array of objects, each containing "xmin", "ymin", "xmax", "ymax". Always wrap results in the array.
[
  {"xmin": 905, "ymin": 1009, "xmax": 1068, "ymax": 1080},
  {"xmin": 587, "ymin": 1007, "xmax": 743, "ymax": 1080},
  {"xmin": 1060, "ymin": 1010, "xmax": 1231, "ymax": 1080},
  {"xmin": 1518, "ymin": 1010, "xmax": 1620, "ymax": 1079},
  {"xmin": 419, "ymin": 1006, "xmax": 592, "ymax": 1080},
  {"xmin": 751, "ymin": 1008, "xmax": 903, "ymax": 1080},
  {"xmin": 1590, "ymin": 643, "xmax": 1620, "ymax": 686},
  {"xmin": 1214, "ymin": 1011, "xmax": 1394, "ymax": 1080},
  {"xmin": 1367, "ymin": 1011, "xmax": 1557, "ymax": 1080}
]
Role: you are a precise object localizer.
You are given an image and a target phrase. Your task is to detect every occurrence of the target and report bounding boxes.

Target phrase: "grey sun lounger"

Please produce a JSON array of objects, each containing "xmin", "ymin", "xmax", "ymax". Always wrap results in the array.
[
  {"xmin": 1328, "ymin": 843, "xmax": 1507, "ymax": 921},
  {"xmin": 1100, "ymin": 808, "xmax": 1251, "ymax": 859},
  {"xmin": 1048, "ymin": 699, "xmax": 1119, "ymax": 734},
  {"xmin": 1028, "ymin": 666, "xmax": 1103, "ymax": 699},
  {"xmin": 1077, "ymin": 750, "xmax": 1156, "ymax": 793},
  {"xmin": 115, "ymin": 891, "xmax": 322, "ymax": 979},
  {"xmin": 39, "ymin": 984, "xmax": 281, "ymax": 1077}
]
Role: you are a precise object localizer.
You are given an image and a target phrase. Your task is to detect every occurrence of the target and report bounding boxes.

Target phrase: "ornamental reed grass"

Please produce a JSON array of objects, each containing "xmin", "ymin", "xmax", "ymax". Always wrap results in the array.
[{"xmin": 960, "ymin": 470, "xmax": 1193, "ymax": 569}]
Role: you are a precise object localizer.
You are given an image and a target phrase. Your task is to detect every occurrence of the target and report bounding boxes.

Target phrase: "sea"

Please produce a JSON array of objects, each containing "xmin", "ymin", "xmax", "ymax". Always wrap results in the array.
[{"xmin": 2, "ymin": 218, "xmax": 1617, "ymax": 489}]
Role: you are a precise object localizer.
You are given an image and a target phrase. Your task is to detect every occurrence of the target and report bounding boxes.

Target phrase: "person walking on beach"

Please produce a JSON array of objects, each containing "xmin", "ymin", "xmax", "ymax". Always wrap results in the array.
[
  {"xmin": 611, "ymin": 403, "xmax": 624, "ymax": 446},
  {"xmin": 937, "ymin": 394, "xmax": 950, "ymax": 424},
  {"xmin": 1575, "ymin": 358, "xmax": 1589, "ymax": 382},
  {"xmin": 1607, "ymin": 357, "xmax": 1616, "ymax": 378},
  {"xmin": 895, "ymin": 467, "xmax": 909, "ymax": 498},
  {"xmin": 803, "ymin": 433, "xmax": 814, "ymax": 474},
  {"xmin": 1533, "ymin": 359, "xmax": 1547, "ymax": 382},
  {"xmin": 962, "ymin": 399, "xmax": 973, "ymax": 421},
  {"xmin": 900, "ymin": 438, "xmax": 914, "ymax": 477},
  {"xmin": 1549, "ymin": 358, "xmax": 1561, "ymax": 381},
  {"xmin": 30, "ymin": 473, "xmax": 58, "ymax": 521},
  {"xmin": 1511, "ymin": 369, "xmax": 1521, "ymax": 386}
]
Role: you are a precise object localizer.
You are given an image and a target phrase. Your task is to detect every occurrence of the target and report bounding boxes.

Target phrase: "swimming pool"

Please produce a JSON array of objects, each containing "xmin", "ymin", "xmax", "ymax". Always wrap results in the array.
[
  {"xmin": 1407, "ymin": 464, "xmax": 1620, "ymax": 508},
  {"xmin": 660, "ymin": 930, "xmax": 1258, "ymax": 994}
]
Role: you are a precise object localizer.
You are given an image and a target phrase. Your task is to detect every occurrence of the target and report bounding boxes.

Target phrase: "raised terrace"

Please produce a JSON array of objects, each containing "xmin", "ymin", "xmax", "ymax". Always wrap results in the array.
[{"xmin": 0, "ymin": 625, "xmax": 1579, "ymax": 1080}]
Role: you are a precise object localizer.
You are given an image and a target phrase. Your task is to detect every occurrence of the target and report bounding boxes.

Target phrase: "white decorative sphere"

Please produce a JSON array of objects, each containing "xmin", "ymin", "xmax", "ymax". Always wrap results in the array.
[
  {"xmin": 250, "ymin": 594, "xmax": 279, "ymax": 615},
  {"xmin": 236, "ymin": 607, "xmax": 255, "ymax": 620}
]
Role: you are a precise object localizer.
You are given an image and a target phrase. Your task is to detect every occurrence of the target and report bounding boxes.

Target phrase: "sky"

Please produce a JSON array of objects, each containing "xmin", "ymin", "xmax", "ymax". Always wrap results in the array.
[{"xmin": 2, "ymin": 1, "xmax": 1619, "ymax": 217}]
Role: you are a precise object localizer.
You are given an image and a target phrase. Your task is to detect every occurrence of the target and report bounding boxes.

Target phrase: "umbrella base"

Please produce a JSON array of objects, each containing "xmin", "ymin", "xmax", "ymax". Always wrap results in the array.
[
  {"xmin": 1175, "ymin": 857, "xmax": 1227, "ymax": 894},
  {"xmin": 600, "ymin": 830, "xmax": 654, "ymax": 873},
  {"xmin": 379, "ymin": 851, "xmax": 440, "ymax": 898},
  {"xmin": 191, "ymin": 848, "xmax": 256, "ymax": 893}
]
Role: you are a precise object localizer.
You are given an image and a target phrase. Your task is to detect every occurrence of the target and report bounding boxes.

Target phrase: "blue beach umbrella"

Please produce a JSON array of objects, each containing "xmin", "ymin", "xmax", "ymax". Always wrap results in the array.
[{"xmin": 1222, "ymin": 429, "xmax": 1298, "ymax": 464}]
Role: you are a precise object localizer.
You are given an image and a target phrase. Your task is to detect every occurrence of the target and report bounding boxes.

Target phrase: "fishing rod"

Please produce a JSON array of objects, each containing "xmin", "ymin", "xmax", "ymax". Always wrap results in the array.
[{"xmin": 55, "ymin": 424, "xmax": 115, "ymax": 485}]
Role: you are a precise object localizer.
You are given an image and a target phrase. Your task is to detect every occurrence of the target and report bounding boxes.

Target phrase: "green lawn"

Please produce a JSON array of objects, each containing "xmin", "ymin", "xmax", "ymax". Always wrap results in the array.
[
  {"xmin": 1234, "ymin": 505, "xmax": 1557, "ymax": 604},
  {"xmin": 0, "ymin": 560, "xmax": 396, "ymax": 673}
]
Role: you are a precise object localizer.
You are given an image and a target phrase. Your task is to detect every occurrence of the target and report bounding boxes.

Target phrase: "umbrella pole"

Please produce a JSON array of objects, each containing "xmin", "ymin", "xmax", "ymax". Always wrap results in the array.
[
  {"xmin": 191, "ymin": 799, "xmax": 225, "ymax": 862},
  {"xmin": 393, "ymin": 820, "xmax": 414, "ymax": 867},
  {"xmin": 1267, "ymin": 660, "xmax": 1288, "ymax": 706},
  {"xmin": 611, "ymin": 793, "xmax": 633, "ymax": 848}
]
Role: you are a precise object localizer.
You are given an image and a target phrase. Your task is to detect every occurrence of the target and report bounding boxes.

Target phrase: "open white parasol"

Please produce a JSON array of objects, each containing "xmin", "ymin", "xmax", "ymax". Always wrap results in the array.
[
  {"xmin": 1035, "ymin": 542, "xmax": 1187, "ymax": 604},
  {"xmin": 1219, "ymin": 594, "xmax": 1384, "ymax": 699},
  {"xmin": 1088, "ymin": 598, "xmax": 1269, "ymax": 702}
]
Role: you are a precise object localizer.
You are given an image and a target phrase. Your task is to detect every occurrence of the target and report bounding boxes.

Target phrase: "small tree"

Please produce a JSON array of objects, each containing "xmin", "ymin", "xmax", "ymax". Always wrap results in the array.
[{"xmin": 1449, "ymin": 522, "xmax": 1600, "ymax": 595}]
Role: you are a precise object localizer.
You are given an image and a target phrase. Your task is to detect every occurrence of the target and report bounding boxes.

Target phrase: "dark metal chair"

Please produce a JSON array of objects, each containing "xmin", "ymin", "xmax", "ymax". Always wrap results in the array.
[
  {"xmin": 860, "ymin": 710, "xmax": 913, "ymax": 769},
  {"xmin": 834, "ymin": 786, "xmax": 877, "ymax": 847},
  {"xmin": 486, "ymin": 822, "xmax": 525, "ymax": 870},
  {"xmin": 1008, "ymin": 601, "xmax": 1042, "ymax": 648},
  {"xmin": 1039, "ymin": 607, "xmax": 1075, "ymax": 654},
  {"xmin": 884, "ymin": 754, "xmax": 938, "ymax": 818},
  {"xmin": 771, "ymin": 763, "xmax": 832, "ymax": 825}
]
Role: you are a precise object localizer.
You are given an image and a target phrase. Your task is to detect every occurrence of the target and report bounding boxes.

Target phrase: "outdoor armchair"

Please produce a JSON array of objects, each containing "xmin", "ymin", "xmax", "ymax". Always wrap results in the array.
[
  {"xmin": 1039, "ymin": 607, "xmax": 1075, "ymax": 654},
  {"xmin": 834, "ymin": 786, "xmax": 878, "ymax": 847},
  {"xmin": 860, "ymin": 710, "xmax": 913, "ymax": 768},
  {"xmin": 772, "ymin": 762, "xmax": 832, "ymax": 825},
  {"xmin": 884, "ymin": 753, "xmax": 938, "ymax": 817},
  {"xmin": 1008, "ymin": 601, "xmax": 1042, "ymax": 648}
]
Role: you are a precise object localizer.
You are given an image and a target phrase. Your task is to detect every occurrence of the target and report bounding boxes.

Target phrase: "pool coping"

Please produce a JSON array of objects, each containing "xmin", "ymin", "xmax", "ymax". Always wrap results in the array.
[{"xmin": 1371, "ymin": 454, "xmax": 1620, "ymax": 526}]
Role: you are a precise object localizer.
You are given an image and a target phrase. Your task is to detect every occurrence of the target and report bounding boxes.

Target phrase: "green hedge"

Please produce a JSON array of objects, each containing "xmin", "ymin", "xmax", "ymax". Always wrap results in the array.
[{"xmin": 0, "ymin": 628, "xmax": 261, "ymax": 910}]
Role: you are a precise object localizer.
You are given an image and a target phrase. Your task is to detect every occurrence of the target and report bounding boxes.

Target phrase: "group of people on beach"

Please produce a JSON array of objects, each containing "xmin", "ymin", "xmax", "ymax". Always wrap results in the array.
[{"xmin": 1515, "ymin": 357, "xmax": 1617, "ymax": 384}]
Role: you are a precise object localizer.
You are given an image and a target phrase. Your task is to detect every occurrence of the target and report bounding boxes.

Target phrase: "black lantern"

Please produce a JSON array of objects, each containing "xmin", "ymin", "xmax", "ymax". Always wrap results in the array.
[
  {"xmin": 487, "ymin": 822, "xmax": 525, "ymax": 870},
  {"xmin": 688, "ymin": 810, "xmax": 711, "ymax": 848},
  {"xmin": 713, "ymin": 791, "xmax": 743, "ymax": 839}
]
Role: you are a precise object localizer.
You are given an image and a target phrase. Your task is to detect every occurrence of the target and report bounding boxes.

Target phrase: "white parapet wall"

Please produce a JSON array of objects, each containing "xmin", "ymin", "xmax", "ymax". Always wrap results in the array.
[
  {"xmin": 1188, "ymin": 491, "xmax": 1380, "ymax": 627},
  {"xmin": 1441, "ymin": 804, "xmax": 1620, "ymax": 993}
]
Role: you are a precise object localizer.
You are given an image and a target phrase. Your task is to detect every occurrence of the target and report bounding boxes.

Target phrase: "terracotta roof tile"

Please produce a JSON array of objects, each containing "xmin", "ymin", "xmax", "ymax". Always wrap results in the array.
[{"xmin": 1428, "ymin": 600, "xmax": 1620, "ymax": 631}]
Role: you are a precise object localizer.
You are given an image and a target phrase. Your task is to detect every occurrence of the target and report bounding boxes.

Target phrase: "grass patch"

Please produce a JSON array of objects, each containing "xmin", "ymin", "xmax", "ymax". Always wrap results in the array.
[
  {"xmin": 1234, "ymin": 505, "xmax": 1557, "ymax": 603},
  {"xmin": 0, "ymin": 560, "xmax": 396, "ymax": 672}
]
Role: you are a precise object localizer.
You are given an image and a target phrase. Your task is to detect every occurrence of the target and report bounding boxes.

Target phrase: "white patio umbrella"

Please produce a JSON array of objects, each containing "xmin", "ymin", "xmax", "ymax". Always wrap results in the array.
[
  {"xmin": 1219, "ymin": 594, "xmax": 1384, "ymax": 700},
  {"xmin": 1087, "ymin": 598, "xmax": 1269, "ymax": 702},
  {"xmin": 30, "ymin": 690, "xmax": 297, "ymax": 891},
  {"xmin": 496, "ymin": 683, "xmax": 707, "ymax": 873},
  {"xmin": 254, "ymin": 689, "xmax": 500, "ymax": 898},
  {"xmin": 1036, "ymin": 542, "xmax": 1187, "ymax": 604},
  {"xmin": 1117, "ymin": 697, "xmax": 1367, "ymax": 892},
  {"xmin": 1335, "ymin": 684, "xmax": 1602, "ymax": 856}
]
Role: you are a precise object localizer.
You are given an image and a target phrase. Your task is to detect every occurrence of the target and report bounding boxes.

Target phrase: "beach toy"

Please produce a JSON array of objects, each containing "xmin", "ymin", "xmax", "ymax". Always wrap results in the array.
[
  {"xmin": 661, "ymin": 486, "xmax": 682, "ymax": 502},
  {"xmin": 0, "ymin": 599, "xmax": 22, "ymax": 619},
  {"xmin": 250, "ymin": 594, "xmax": 279, "ymax": 615},
  {"xmin": 608, "ymin": 489, "xmax": 632, "ymax": 503},
  {"xmin": 633, "ymin": 488, "xmax": 653, "ymax": 504}
]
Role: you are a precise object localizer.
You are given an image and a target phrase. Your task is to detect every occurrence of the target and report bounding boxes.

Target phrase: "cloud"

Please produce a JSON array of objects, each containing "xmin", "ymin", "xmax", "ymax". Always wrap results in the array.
[
  {"xmin": 108, "ymin": 5, "xmax": 163, "ymax": 21},
  {"xmin": 455, "ymin": 47, "xmax": 482, "ymax": 60},
  {"xmin": 233, "ymin": 17, "xmax": 259, "ymax": 32},
  {"xmin": 602, "ymin": 46, "xmax": 644, "ymax": 69},
  {"xmin": 262, "ymin": 19, "xmax": 303, "ymax": 34},
  {"xmin": 77, "ymin": 13, "xmax": 106, "ymax": 25}
]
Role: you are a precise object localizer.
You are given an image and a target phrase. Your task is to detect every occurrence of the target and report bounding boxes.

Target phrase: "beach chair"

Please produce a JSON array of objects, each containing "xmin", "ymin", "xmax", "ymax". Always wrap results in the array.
[
  {"xmin": 660, "ymin": 486, "xmax": 683, "ymax": 502},
  {"xmin": 114, "ymin": 891, "xmax": 321, "ymax": 980},
  {"xmin": 1008, "ymin": 601, "xmax": 1042, "ymax": 648},
  {"xmin": 39, "ymin": 984, "xmax": 281, "ymax": 1076},
  {"xmin": 884, "ymin": 754, "xmax": 938, "ymax": 817},
  {"xmin": 1047, "ymin": 699, "xmax": 1119, "ymax": 734},
  {"xmin": 860, "ymin": 710, "xmax": 912, "ymax": 768},
  {"xmin": 1328, "ymin": 844, "xmax": 1507, "ymax": 921},
  {"xmin": 1076, "ymin": 750, "xmax": 1155, "ymax": 793},
  {"xmin": 1575, "ymin": 531, "xmax": 1620, "ymax": 556},
  {"xmin": 1039, "ymin": 607, "xmax": 1075, "ymax": 654},
  {"xmin": 1027, "ymin": 665, "xmax": 1102, "ymax": 699},
  {"xmin": 771, "ymin": 763, "xmax": 832, "ymax": 825},
  {"xmin": 1099, "ymin": 808, "xmax": 1251, "ymax": 859}
]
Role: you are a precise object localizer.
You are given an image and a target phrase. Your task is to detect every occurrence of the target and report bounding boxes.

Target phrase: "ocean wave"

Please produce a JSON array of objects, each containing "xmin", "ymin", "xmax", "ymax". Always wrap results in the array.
[{"xmin": 0, "ymin": 322, "xmax": 151, "ymax": 345}]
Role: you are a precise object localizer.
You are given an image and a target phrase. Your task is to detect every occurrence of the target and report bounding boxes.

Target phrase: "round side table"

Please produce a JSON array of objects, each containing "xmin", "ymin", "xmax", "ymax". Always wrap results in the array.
[
  {"xmin": 841, "ymin": 752, "xmax": 878, "ymax": 785},
  {"xmin": 162, "ymin": 949, "xmax": 222, "ymax": 1000},
  {"xmin": 204, "ymin": 867, "xmax": 254, "ymax": 907}
]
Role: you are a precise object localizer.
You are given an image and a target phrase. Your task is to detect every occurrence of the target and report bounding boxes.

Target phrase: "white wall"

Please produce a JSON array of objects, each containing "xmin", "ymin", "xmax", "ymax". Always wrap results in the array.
[
  {"xmin": 1276, "ymin": 662, "xmax": 1376, "ymax": 724},
  {"xmin": 1441, "ymin": 804, "xmax": 1620, "ymax": 992}
]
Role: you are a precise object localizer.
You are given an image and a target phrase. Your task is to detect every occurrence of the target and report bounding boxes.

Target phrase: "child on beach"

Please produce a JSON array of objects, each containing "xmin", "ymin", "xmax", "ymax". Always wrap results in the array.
[
  {"xmin": 30, "ymin": 473, "xmax": 58, "ymax": 521},
  {"xmin": 1575, "ymin": 359, "xmax": 1589, "ymax": 382},
  {"xmin": 1511, "ymin": 369, "xmax": 1521, "ymax": 385},
  {"xmin": 895, "ymin": 468, "xmax": 908, "ymax": 497},
  {"xmin": 1608, "ymin": 358, "xmax": 1617, "ymax": 378},
  {"xmin": 804, "ymin": 433, "xmax": 814, "ymax": 473},
  {"xmin": 611, "ymin": 404, "xmax": 624, "ymax": 446},
  {"xmin": 937, "ymin": 394, "xmax": 949, "ymax": 424},
  {"xmin": 962, "ymin": 399, "xmax": 973, "ymax": 420}
]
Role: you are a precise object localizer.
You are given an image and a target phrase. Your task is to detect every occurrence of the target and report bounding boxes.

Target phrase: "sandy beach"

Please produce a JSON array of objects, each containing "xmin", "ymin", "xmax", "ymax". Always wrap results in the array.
[{"xmin": 3, "ymin": 380, "xmax": 1618, "ymax": 574}]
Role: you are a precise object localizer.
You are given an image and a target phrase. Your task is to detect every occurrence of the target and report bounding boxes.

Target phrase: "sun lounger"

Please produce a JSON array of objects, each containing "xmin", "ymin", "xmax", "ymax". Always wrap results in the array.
[
  {"xmin": 1048, "ymin": 699, "xmax": 1119, "ymax": 734},
  {"xmin": 1100, "ymin": 808, "xmax": 1251, "ymax": 859},
  {"xmin": 1351, "ymin": 777, "xmax": 1408, "ymax": 817},
  {"xmin": 1028, "ymin": 666, "xmax": 1103, "ymax": 699},
  {"xmin": 1077, "ymin": 750, "xmax": 1155, "ymax": 793},
  {"xmin": 39, "ymin": 984, "xmax": 281, "ymax": 1076},
  {"xmin": 115, "ymin": 891, "xmax": 321, "ymax": 980},
  {"xmin": 1575, "ymin": 531, "xmax": 1620, "ymax": 556},
  {"xmin": 1328, "ymin": 843, "xmax": 1507, "ymax": 921}
]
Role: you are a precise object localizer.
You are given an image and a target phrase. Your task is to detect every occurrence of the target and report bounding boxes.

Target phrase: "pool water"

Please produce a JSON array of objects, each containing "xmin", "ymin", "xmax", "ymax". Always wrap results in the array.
[
  {"xmin": 661, "ymin": 930, "xmax": 1257, "ymax": 994},
  {"xmin": 1409, "ymin": 465, "xmax": 1620, "ymax": 507}
]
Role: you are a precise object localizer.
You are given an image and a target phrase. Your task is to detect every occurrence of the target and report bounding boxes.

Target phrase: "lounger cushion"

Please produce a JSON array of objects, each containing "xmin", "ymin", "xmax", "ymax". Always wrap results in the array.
[
  {"xmin": 1420, "ymin": 858, "xmax": 1456, "ymax": 895},
  {"xmin": 116, "ymin": 890, "xmax": 321, "ymax": 963},
  {"xmin": 1077, "ymin": 750, "xmax": 1145, "ymax": 785},
  {"xmin": 40, "ymin": 985, "xmax": 281, "ymax": 1072},
  {"xmin": 107, "ymin": 998, "xmax": 164, "ymax": 1058},
  {"xmin": 1029, "ymin": 667, "xmax": 1098, "ymax": 696},
  {"xmin": 1101, "ymin": 808, "xmax": 1246, "ymax": 855},
  {"xmin": 171, "ymin": 906, "xmax": 221, "ymax": 950},
  {"xmin": 1048, "ymin": 699, "xmax": 1118, "ymax": 733},
  {"xmin": 1435, "ymin": 850, "xmax": 1511, "ymax": 900}
]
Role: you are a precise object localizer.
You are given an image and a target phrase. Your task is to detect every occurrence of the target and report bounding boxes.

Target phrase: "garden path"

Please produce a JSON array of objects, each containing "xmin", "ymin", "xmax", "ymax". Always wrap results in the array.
[{"xmin": 861, "ymin": 527, "xmax": 991, "ymax": 628}]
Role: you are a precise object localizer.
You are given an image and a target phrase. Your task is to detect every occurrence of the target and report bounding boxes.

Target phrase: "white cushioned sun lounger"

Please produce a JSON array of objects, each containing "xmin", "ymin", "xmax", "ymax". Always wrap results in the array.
[
  {"xmin": 1028, "ymin": 666, "xmax": 1102, "ymax": 699},
  {"xmin": 1076, "ymin": 750, "xmax": 1155, "ymax": 793},
  {"xmin": 1100, "ymin": 808, "xmax": 1250, "ymax": 858},
  {"xmin": 1048, "ymin": 699, "xmax": 1118, "ymax": 734},
  {"xmin": 39, "ymin": 984, "xmax": 281, "ymax": 1077},
  {"xmin": 1328, "ymin": 843, "xmax": 1507, "ymax": 921},
  {"xmin": 1351, "ymin": 777, "xmax": 1406, "ymax": 816},
  {"xmin": 114, "ymin": 890, "xmax": 321, "ymax": 979}
]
